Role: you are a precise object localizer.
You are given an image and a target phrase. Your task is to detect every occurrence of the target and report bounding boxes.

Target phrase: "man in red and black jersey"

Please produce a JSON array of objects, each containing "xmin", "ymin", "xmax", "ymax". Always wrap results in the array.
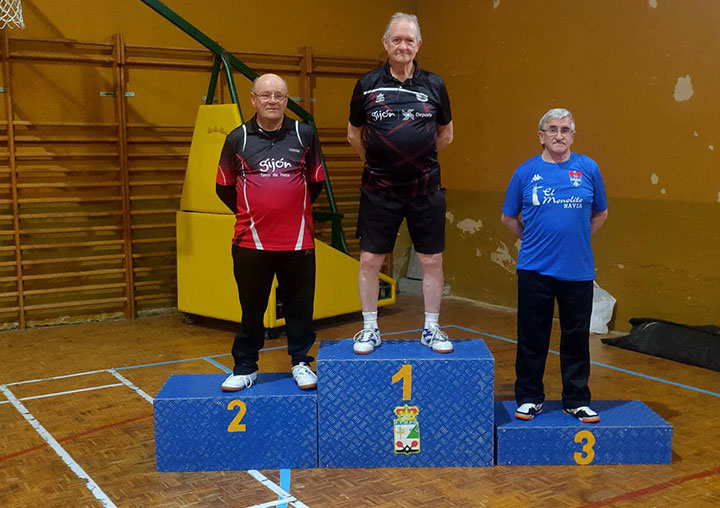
[
  {"xmin": 215, "ymin": 73, "xmax": 324, "ymax": 391},
  {"xmin": 347, "ymin": 13, "xmax": 454, "ymax": 355}
]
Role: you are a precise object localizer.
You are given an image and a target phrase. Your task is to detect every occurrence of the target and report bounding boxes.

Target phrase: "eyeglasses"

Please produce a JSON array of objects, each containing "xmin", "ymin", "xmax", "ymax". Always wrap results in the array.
[
  {"xmin": 542, "ymin": 126, "xmax": 574, "ymax": 136},
  {"xmin": 251, "ymin": 92, "xmax": 288, "ymax": 102}
]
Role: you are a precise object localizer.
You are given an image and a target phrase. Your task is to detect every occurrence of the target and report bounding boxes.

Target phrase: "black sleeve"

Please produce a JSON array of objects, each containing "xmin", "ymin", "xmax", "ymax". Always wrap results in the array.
[
  {"xmin": 216, "ymin": 183, "xmax": 238, "ymax": 214},
  {"xmin": 309, "ymin": 181, "xmax": 324, "ymax": 203},
  {"xmin": 435, "ymin": 76, "xmax": 452, "ymax": 126},
  {"xmin": 348, "ymin": 78, "xmax": 366, "ymax": 127}
]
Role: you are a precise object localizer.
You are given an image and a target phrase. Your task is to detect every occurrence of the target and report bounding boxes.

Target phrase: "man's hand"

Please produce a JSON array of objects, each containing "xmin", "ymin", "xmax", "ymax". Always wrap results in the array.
[
  {"xmin": 501, "ymin": 213, "xmax": 523, "ymax": 239},
  {"xmin": 347, "ymin": 122, "xmax": 366, "ymax": 162},
  {"xmin": 591, "ymin": 209, "xmax": 608, "ymax": 235},
  {"xmin": 436, "ymin": 121, "xmax": 454, "ymax": 151}
]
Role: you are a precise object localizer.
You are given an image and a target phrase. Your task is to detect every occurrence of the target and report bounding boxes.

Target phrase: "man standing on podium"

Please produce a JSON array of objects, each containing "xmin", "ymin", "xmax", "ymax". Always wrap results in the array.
[
  {"xmin": 501, "ymin": 108, "xmax": 608, "ymax": 423},
  {"xmin": 347, "ymin": 12, "xmax": 454, "ymax": 355},
  {"xmin": 215, "ymin": 73, "xmax": 324, "ymax": 392}
]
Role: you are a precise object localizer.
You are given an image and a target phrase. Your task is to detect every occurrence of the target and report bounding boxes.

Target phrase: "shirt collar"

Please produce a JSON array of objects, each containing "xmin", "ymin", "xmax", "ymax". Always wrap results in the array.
[
  {"xmin": 247, "ymin": 115, "xmax": 293, "ymax": 137},
  {"xmin": 382, "ymin": 60, "xmax": 420, "ymax": 84}
]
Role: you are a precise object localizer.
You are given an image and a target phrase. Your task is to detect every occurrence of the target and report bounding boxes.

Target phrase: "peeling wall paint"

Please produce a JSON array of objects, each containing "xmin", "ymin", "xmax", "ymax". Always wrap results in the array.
[
  {"xmin": 493, "ymin": 0, "xmax": 500, "ymax": 9},
  {"xmin": 648, "ymin": 0, "xmax": 658, "ymax": 9},
  {"xmin": 651, "ymin": 173, "xmax": 659, "ymax": 185},
  {"xmin": 456, "ymin": 218, "xmax": 483, "ymax": 234},
  {"xmin": 445, "ymin": 211, "xmax": 455, "ymax": 223},
  {"xmin": 674, "ymin": 75, "xmax": 694, "ymax": 102},
  {"xmin": 490, "ymin": 241, "xmax": 516, "ymax": 273}
]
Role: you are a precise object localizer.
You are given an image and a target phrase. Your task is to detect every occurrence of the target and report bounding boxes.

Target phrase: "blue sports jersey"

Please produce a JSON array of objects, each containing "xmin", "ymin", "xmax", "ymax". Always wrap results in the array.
[{"xmin": 502, "ymin": 153, "xmax": 607, "ymax": 281}]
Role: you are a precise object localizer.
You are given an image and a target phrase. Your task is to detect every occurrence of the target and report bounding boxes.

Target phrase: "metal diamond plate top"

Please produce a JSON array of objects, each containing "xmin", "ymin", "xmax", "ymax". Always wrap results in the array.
[
  {"xmin": 317, "ymin": 338, "xmax": 495, "ymax": 468},
  {"xmin": 317, "ymin": 337, "xmax": 494, "ymax": 362},
  {"xmin": 495, "ymin": 400, "xmax": 672, "ymax": 429},
  {"xmin": 495, "ymin": 400, "xmax": 673, "ymax": 465},
  {"xmin": 155, "ymin": 373, "xmax": 316, "ymax": 400}
]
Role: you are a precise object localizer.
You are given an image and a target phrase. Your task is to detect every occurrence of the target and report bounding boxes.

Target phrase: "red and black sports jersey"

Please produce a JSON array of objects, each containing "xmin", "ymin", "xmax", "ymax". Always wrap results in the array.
[
  {"xmin": 216, "ymin": 116, "xmax": 324, "ymax": 251},
  {"xmin": 349, "ymin": 61, "xmax": 452, "ymax": 198}
]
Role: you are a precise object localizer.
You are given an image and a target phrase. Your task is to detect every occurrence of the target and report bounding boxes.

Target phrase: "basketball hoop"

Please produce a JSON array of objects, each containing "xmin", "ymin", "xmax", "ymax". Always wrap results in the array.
[{"xmin": 1, "ymin": 0, "xmax": 24, "ymax": 29}]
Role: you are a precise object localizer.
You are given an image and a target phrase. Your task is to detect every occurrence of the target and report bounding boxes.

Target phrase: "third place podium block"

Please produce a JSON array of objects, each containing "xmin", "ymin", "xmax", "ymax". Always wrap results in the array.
[
  {"xmin": 317, "ymin": 338, "xmax": 495, "ymax": 468},
  {"xmin": 495, "ymin": 400, "xmax": 673, "ymax": 465},
  {"xmin": 154, "ymin": 373, "xmax": 317, "ymax": 471}
]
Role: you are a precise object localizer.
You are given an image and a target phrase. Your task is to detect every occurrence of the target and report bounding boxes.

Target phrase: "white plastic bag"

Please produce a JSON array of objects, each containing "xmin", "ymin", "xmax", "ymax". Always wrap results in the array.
[{"xmin": 590, "ymin": 281, "xmax": 616, "ymax": 334}]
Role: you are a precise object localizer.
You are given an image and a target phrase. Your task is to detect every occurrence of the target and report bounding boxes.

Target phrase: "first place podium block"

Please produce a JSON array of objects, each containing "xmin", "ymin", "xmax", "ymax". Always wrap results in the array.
[
  {"xmin": 317, "ymin": 338, "xmax": 495, "ymax": 468},
  {"xmin": 495, "ymin": 400, "xmax": 673, "ymax": 465},
  {"xmin": 154, "ymin": 373, "xmax": 317, "ymax": 472}
]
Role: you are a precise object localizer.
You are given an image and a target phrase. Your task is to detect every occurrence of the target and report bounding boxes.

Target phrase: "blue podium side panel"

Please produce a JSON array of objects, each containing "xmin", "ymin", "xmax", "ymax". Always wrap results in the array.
[
  {"xmin": 317, "ymin": 338, "xmax": 495, "ymax": 468},
  {"xmin": 495, "ymin": 400, "xmax": 672, "ymax": 465},
  {"xmin": 154, "ymin": 373, "xmax": 317, "ymax": 471}
]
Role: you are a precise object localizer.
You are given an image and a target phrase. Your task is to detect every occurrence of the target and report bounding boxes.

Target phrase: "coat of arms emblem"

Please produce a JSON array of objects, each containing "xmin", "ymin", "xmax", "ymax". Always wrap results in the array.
[{"xmin": 393, "ymin": 404, "xmax": 421, "ymax": 454}]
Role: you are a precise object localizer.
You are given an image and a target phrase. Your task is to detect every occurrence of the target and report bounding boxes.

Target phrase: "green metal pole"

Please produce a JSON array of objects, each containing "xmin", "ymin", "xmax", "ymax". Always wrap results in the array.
[
  {"xmin": 220, "ymin": 52, "xmax": 244, "ymax": 123},
  {"xmin": 205, "ymin": 54, "xmax": 221, "ymax": 105},
  {"xmin": 140, "ymin": 0, "xmax": 347, "ymax": 253}
]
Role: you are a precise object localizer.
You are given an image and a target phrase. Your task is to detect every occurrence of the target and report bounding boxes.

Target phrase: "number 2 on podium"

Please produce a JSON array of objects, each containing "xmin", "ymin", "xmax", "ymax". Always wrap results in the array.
[
  {"xmin": 392, "ymin": 364, "xmax": 412, "ymax": 400},
  {"xmin": 227, "ymin": 400, "xmax": 247, "ymax": 432}
]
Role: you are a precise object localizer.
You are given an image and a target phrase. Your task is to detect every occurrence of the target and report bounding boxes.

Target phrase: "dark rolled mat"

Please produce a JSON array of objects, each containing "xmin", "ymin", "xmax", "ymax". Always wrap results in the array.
[{"xmin": 602, "ymin": 317, "xmax": 720, "ymax": 372}]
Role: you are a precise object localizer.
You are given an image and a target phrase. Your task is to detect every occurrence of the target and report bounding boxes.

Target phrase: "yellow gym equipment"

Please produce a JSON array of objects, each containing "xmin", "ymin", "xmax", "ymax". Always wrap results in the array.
[{"xmin": 176, "ymin": 104, "xmax": 396, "ymax": 328}]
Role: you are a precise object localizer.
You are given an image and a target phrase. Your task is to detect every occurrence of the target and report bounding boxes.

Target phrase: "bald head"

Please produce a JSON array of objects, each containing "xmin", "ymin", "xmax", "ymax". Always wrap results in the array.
[
  {"xmin": 252, "ymin": 73, "xmax": 288, "ymax": 95},
  {"xmin": 250, "ymin": 73, "xmax": 289, "ymax": 130}
]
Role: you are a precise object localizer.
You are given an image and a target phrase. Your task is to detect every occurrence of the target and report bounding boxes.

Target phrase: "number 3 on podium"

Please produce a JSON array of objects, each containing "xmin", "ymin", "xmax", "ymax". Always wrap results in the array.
[
  {"xmin": 573, "ymin": 430, "xmax": 596, "ymax": 465},
  {"xmin": 392, "ymin": 364, "xmax": 413, "ymax": 400},
  {"xmin": 227, "ymin": 400, "xmax": 247, "ymax": 432}
]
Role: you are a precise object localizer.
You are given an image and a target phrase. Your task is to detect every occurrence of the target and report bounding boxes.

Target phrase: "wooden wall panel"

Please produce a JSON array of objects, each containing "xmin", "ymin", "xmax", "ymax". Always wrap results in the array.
[{"xmin": 0, "ymin": 33, "xmax": 378, "ymax": 330}]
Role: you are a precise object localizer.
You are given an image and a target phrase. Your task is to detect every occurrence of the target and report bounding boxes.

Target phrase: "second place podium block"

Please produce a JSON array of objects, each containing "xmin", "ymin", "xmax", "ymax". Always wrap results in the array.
[
  {"xmin": 154, "ymin": 373, "xmax": 317, "ymax": 471},
  {"xmin": 317, "ymin": 337, "xmax": 495, "ymax": 468}
]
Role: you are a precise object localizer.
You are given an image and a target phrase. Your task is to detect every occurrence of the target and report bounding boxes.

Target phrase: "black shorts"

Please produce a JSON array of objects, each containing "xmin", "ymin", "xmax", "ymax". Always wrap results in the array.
[{"xmin": 356, "ymin": 188, "xmax": 446, "ymax": 254}]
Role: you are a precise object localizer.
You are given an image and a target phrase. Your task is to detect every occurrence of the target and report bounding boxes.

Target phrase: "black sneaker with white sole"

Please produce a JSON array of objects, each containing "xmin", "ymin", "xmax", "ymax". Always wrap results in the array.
[
  {"xmin": 515, "ymin": 402, "xmax": 543, "ymax": 420},
  {"xmin": 563, "ymin": 406, "xmax": 600, "ymax": 423}
]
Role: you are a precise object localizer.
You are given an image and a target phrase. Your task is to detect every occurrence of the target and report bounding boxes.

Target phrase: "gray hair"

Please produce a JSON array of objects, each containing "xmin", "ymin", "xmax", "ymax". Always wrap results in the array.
[
  {"xmin": 383, "ymin": 12, "xmax": 422, "ymax": 42},
  {"xmin": 538, "ymin": 108, "xmax": 575, "ymax": 131}
]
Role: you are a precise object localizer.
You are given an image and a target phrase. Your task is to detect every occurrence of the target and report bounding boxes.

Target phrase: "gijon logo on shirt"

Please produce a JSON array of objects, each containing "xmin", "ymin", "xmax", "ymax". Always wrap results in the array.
[
  {"xmin": 371, "ymin": 110, "xmax": 395, "ymax": 121},
  {"xmin": 259, "ymin": 158, "xmax": 292, "ymax": 173}
]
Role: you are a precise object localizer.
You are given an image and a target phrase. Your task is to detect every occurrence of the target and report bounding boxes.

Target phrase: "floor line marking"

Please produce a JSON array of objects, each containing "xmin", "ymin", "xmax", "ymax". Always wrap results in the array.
[
  {"xmin": 203, "ymin": 357, "xmax": 232, "ymax": 373},
  {"xmin": 448, "ymin": 325, "xmax": 720, "ymax": 399},
  {"xmin": 12, "ymin": 383, "xmax": 124, "ymax": 402},
  {"xmin": 576, "ymin": 465, "xmax": 720, "ymax": 508},
  {"xmin": 0, "ymin": 413, "xmax": 153, "ymax": 463},
  {"xmin": 245, "ymin": 498, "xmax": 297, "ymax": 508},
  {"xmin": 5, "ymin": 369, "xmax": 111, "ymax": 387},
  {"xmin": 108, "ymin": 369, "xmax": 154, "ymax": 404},
  {"xmin": 0, "ymin": 384, "xmax": 117, "ymax": 508},
  {"xmin": 278, "ymin": 468, "xmax": 291, "ymax": 508},
  {"xmin": 247, "ymin": 470, "xmax": 309, "ymax": 508}
]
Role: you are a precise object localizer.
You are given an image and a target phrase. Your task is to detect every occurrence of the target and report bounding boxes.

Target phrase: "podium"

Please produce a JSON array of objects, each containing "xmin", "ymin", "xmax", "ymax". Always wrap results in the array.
[
  {"xmin": 317, "ymin": 338, "xmax": 495, "ymax": 467},
  {"xmin": 154, "ymin": 373, "xmax": 317, "ymax": 471},
  {"xmin": 495, "ymin": 400, "xmax": 672, "ymax": 465}
]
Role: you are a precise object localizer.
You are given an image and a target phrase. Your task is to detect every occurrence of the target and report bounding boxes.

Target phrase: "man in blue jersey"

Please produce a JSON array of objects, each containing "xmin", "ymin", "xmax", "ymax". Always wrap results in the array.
[
  {"xmin": 347, "ymin": 12, "xmax": 454, "ymax": 355},
  {"xmin": 501, "ymin": 108, "xmax": 608, "ymax": 423}
]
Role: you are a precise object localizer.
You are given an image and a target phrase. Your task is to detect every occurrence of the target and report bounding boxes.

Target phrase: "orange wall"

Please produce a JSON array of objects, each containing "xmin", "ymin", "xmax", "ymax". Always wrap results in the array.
[
  {"xmin": 416, "ymin": 0, "xmax": 720, "ymax": 329},
  {"xmin": 12, "ymin": 0, "xmax": 720, "ymax": 329}
]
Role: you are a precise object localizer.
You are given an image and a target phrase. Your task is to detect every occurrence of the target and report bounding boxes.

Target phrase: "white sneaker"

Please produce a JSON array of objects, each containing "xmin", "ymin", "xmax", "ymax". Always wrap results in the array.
[
  {"xmin": 420, "ymin": 327, "xmax": 453, "ymax": 353},
  {"xmin": 353, "ymin": 327, "xmax": 381, "ymax": 354},
  {"xmin": 221, "ymin": 371, "xmax": 258, "ymax": 392},
  {"xmin": 292, "ymin": 362, "xmax": 317, "ymax": 391}
]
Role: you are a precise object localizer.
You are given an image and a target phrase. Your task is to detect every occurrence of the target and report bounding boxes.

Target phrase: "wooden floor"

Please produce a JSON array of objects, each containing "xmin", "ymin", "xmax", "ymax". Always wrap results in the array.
[{"xmin": 1, "ymin": 294, "xmax": 719, "ymax": 507}]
